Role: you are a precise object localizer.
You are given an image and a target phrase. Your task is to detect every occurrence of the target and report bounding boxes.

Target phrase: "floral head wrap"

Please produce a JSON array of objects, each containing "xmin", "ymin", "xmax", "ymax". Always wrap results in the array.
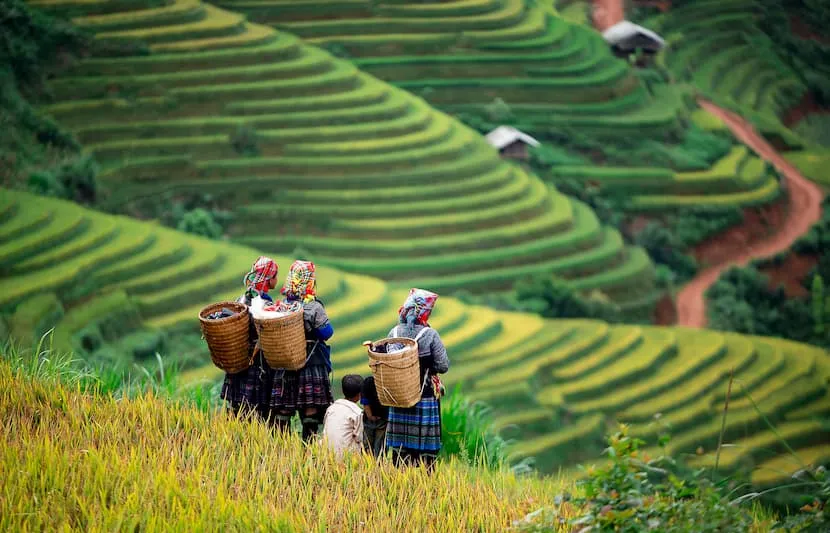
[
  {"xmin": 281, "ymin": 260, "xmax": 317, "ymax": 303},
  {"xmin": 398, "ymin": 288, "xmax": 438, "ymax": 331},
  {"xmin": 243, "ymin": 256, "xmax": 278, "ymax": 299}
]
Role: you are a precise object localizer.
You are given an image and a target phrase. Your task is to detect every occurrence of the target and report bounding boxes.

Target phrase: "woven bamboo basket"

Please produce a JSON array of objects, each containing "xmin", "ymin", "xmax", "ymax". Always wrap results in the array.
[
  {"xmin": 199, "ymin": 301, "xmax": 250, "ymax": 374},
  {"xmin": 367, "ymin": 337, "xmax": 421, "ymax": 408},
  {"xmin": 255, "ymin": 309, "xmax": 306, "ymax": 370}
]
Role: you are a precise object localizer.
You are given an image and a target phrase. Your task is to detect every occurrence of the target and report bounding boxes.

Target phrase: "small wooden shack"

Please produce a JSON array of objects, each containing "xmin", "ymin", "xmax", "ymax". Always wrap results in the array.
[
  {"xmin": 485, "ymin": 126, "xmax": 540, "ymax": 162},
  {"xmin": 602, "ymin": 20, "xmax": 665, "ymax": 62}
]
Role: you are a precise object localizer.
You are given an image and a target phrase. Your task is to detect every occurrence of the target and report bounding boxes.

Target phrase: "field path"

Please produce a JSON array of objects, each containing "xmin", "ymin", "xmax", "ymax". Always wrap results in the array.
[
  {"xmin": 592, "ymin": 0, "xmax": 624, "ymax": 30},
  {"xmin": 676, "ymin": 99, "xmax": 823, "ymax": 327}
]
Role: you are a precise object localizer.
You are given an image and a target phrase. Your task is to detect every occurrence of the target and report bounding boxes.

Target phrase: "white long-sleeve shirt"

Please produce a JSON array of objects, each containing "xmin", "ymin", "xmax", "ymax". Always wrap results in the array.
[{"xmin": 322, "ymin": 399, "xmax": 364, "ymax": 457}]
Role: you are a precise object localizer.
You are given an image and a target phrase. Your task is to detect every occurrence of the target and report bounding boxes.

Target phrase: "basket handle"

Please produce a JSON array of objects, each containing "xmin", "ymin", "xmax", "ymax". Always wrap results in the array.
[{"xmin": 368, "ymin": 358, "xmax": 419, "ymax": 371}]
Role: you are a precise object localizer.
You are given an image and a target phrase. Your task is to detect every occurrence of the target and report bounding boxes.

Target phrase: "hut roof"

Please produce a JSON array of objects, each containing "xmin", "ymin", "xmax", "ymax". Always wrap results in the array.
[
  {"xmin": 485, "ymin": 126, "xmax": 540, "ymax": 150},
  {"xmin": 602, "ymin": 20, "xmax": 665, "ymax": 50}
]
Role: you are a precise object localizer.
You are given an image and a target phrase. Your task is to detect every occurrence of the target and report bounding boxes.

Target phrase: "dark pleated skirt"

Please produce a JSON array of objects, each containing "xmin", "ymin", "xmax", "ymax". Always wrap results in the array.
[
  {"xmin": 270, "ymin": 364, "xmax": 332, "ymax": 411},
  {"xmin": 220, "ymin": 357, "xmax": 274, "ymax": 410}
]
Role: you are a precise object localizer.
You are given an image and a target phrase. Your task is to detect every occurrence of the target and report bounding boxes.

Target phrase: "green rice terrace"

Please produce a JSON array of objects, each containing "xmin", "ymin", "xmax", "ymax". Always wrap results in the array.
[
  {"xmin": 26, "ymin": 0, "xmax": 675, "ymax": 313},
  {"xmin": 1, "ymin": 189, "xmax": 828, "ymax": 484},
  {"xmin": 655, "ymin": 0, "xmax": 806, "ymax": 146}
]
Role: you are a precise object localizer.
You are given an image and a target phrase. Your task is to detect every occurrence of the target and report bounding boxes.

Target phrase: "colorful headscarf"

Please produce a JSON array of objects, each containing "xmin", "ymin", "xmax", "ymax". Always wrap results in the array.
[
  {"xmin": 398, "ymin": 288, "xmax": 438, "ymax": 334},
  {"xmin": 281, "ymin": 260, "xmax": 317, "ymax": 303},
  {"xmin": 243, "ymin": 256, "xmax": 278, "ymax": 299}
]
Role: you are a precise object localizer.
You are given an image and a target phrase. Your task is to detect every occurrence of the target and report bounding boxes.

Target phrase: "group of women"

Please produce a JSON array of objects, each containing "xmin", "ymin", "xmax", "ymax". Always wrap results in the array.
[{"xmin": 220, "ymin": 256, "xmax": 450, "ymax": 467}]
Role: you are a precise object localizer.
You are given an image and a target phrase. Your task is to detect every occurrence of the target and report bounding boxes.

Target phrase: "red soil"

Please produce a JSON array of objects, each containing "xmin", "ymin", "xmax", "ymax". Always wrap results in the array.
[
  {"xmin": 782, "ymin": 92, "xmax": 829, "ymax": 129},
  {"xmin": 758, "ymin": 253, "xmax": 817, "ymax": 298},
  {"xmin": 691, "ymin": 199, "xmax": 787, "ymax": 269},
  {"xmin": 632, "ymin": 0, "xmax": 671, "ymax": 13},
  {"xmin": 653, "ymin": 292, "xmax": 678, "ymax": 325},
  {"xmin": 676, "ymin": 99, "xmax": 824, "ymax": 328},
  {"xmin": 790, "ymin": 16, "xmax": 830, "ymax": 46},
  {"xmin": 592, "ymin": 0, "xmax": 625, "ymax": 31}
]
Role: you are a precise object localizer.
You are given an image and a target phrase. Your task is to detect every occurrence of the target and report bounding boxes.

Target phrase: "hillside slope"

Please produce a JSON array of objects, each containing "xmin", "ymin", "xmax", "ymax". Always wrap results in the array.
[
  {"xmin": 220, "ymin": 0, "xmax": 786, "ymax": 211},
  {"xmin": 0, "ymin": 361, "xmax": 571, "ymax": 530},
  {"xmin": 1, "ymin": 188, "xmax": 827, "ymax": 480},
  {"xmin": 26, "ymin": 0, "xmax": 657, "ymax": 311}
]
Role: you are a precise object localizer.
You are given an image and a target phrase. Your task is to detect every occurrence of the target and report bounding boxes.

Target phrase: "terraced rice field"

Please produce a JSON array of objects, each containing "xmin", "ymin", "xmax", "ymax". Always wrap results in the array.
[
  {"xmin": 210, "ymin": 0, "xmax": 786, "ymax": 209},
  {"xmin": 5, "ymin": 190, "xmax": 821, "ymax": 482},
  {"xmin": 658, "ymin": 0, "xmax": 806, "ymax": 146},
  {"xmin": 215, "ymin": 0, "xmax": 688, "ymax": 141},
  {"xmin": 28, "ymin": 0, "xmax": 658, "ymax": 312}
]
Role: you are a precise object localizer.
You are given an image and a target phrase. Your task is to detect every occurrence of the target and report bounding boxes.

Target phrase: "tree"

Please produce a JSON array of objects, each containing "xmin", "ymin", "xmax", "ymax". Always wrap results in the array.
[{"xmin": 177, "ymin": 208, "xmax": 223, "ymax": 240}]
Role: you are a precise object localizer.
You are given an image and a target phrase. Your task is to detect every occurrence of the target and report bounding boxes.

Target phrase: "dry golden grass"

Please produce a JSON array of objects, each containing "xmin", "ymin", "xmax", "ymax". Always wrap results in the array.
[{"xmin": 0, "ymin": 361, "xmax": 573, "ymax": 531}]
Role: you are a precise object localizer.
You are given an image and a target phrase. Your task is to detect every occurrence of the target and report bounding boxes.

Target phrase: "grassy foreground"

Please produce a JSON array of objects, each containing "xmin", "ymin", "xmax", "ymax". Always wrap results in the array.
[{"xmin": 0, "ymin": 360, "xmax": 573, "ymax": 531}]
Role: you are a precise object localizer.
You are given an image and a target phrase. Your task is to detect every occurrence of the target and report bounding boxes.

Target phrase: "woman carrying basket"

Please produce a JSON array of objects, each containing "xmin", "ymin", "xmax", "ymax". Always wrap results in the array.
[
  {"xmin": 385, "ymin": 288, "xmax": 449, "ymax": 471},
  {"xmin": 220, "ymin": 256, "xmax": 279, "ymax": 421},
  {"xmin": 269, "ymin": 260, "xmax": 335, "ymax": 440}
]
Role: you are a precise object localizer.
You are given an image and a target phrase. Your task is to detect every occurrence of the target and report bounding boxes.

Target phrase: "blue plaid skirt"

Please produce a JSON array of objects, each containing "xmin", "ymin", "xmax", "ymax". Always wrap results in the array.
[{"xmin": 386, "ymin": 397, "xmax": 442, "ymax": 452}]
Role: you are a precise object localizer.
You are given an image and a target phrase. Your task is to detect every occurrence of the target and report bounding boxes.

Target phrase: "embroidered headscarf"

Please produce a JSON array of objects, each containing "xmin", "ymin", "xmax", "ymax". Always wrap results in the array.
[
  {"xmin": 398, "ymin": 288, "xmax": 438, "ymax": 335},
  {"xmin": 281, "ymin": 260, "xmax": 317, "ymax": 303},
  {"xmin": 243, "ymin": 256, "xmax": 278, "ymax": 299}
]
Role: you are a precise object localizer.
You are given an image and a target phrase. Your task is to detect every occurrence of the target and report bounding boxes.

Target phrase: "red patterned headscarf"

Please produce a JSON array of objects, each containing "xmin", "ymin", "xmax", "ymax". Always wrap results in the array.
[
  {"xmin": 398, "ymin": 288, "xmax": 438, "ymax": 329},
  {"xmin": 282, "ymin": 260, "xmax": 317, "ymax": 303},
  {"xmin": 244, "ymin": 256, "xmax": 278, "ymax": 297}
]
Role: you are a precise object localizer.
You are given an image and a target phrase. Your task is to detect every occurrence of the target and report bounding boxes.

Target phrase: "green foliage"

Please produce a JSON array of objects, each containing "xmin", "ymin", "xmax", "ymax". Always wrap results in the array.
[
  {"xmin": 794, "ymin": 198, "xmax": 830, "ymax": 255},
  {"xmin": 0, "ymin": 0, "xmax": 91, "ymax": 188},
  {"xmin": 513, "ymin": 275, "xmax": 620, "ymax": 322},
  {"xmin": 668, "ymin": 205, "xmax": 744, "ymax": 247},
  {"xmin": 440, "ymin": 384, "xmax": 513, "ymax": 470},
  {"xmin": 27, "ymin": 154, "xmax": 98, "ymax": 203},
  {"xmin": 229, "ymin": 124, "xmax": 260, "ymax": 156},
  {"xmin": 518, "ymin": 426, "xmax": 760, "ymax": 532},
  {"xmin": 0, "ymin": 0, "xmax": 87, "ymax": 90},
  {"xmin": 633, "ymin": 222, "xmax": 698, "ymax": 283},
  {"xmin": 530, "ymin": 144, "xmax": 589, "ymax": 167},
  {"xmin": 706, "ymin": 265, "xmax": 825, "ymax": 348},
  {"xmin": 795, "ymin": 115, "xmax": 830, "ymax": 148},
  {"xmin": 177, "ymin": 208, "xmax": 223, "ymax": 240},
  {"xmin": 772, "ymin": 464, "xmax": 829, "ymax": 532}
]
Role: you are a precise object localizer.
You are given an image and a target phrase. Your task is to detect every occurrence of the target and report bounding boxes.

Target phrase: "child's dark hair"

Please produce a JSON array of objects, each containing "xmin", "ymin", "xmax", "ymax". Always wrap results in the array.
[{"xmin": 342, "ymin": 374, "xmax": 364, "ymax": 399}]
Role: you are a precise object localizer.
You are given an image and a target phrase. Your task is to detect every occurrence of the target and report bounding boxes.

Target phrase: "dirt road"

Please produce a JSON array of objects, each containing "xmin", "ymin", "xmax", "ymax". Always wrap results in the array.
[
  {"xmin": 592, "ymin": 0, "xmax": 624, "ymax": 31},
  {"xmin": 676, "ymin": 100, "xmax": 823, "ymax": 327}
]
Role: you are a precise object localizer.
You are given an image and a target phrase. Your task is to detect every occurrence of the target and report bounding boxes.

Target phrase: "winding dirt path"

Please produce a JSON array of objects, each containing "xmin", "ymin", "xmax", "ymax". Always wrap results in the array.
[
  {"xmin": 592, "ymin": 0, "xmax": 624, "ymax": 31},
  {"xmin": 676, "ymin": 100, "xmax": 823, "ymax": 327},
  {"xmin": 590, "ymin": 0, "xmax": 823, "ymax": 327}
]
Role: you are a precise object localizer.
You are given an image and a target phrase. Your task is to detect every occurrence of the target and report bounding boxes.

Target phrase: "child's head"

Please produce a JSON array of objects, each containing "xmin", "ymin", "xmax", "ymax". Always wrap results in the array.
[{"xmin": 341, "ymin": 374, "xmax": 364, "ymax": 402}]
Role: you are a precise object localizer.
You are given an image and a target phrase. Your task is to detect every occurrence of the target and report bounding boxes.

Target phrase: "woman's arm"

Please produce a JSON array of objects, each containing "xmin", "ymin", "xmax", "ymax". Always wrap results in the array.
[
  {"xmin": 310, "ymin": 301, "xmax": 334, "ymax": 340},
  {"xmin": 430, "ymin": 331, "xmax": 449, "ymax": 374}
]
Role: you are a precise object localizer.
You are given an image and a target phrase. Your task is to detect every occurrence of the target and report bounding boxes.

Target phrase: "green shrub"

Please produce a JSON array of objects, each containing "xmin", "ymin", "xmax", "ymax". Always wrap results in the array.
[
  {"xmin": 634, "ymin": 222, "xmax": 698, "ymax": 283},
  {"xmin": 512, "ymin": 275, "xmax": 620, "ymax": 322},
  {"xmin": 230, "ymin": 124, "xmax": 260, "ymax": 156},
  {"xmin": 177, "ymin": 208, "xmax": 223, "ymax": 240},
  {"xmin": 27, "ymin": 155, "xmax": 98, "ymax": 203}
]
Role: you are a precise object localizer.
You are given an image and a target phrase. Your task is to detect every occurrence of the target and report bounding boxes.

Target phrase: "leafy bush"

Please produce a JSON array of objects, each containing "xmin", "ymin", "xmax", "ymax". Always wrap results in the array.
[
  {"xmin": 669, "ymin": 205, "xmax": 744, "ymax": 247},
  {"xmin": 230, "ymin": 124, "xmax": 260, "ymax": 156},
  {"xmin": 0, "ymin": 0, "xmax": 88, "ymax": 90},
  {"xmin": 518, "ymin": 426, "xmax": 762, "ymax": 532},
  {"xmin": 706, "ymin": 266, "xmax": 818, "ymax": 345},
  {"xmin": 26, "ymin": 154, "xmax": 98, "ymax": 203},
  {"xmin": 634, "ymin": 222, "xmax": 698, "ymax": 283},
  {"xmin": 177, "ymin": 208, "xmax": 223, "ymax": 240},
  {"xmin": 513, "ymin": 275, "xmax": 621, "ymax": 322}
]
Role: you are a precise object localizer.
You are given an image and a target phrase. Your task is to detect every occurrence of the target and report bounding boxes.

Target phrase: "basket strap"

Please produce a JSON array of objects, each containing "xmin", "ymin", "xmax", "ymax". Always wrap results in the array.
[{"xmin": 305, "ymin": 339, "xmax": 319, "ymax": 366}]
